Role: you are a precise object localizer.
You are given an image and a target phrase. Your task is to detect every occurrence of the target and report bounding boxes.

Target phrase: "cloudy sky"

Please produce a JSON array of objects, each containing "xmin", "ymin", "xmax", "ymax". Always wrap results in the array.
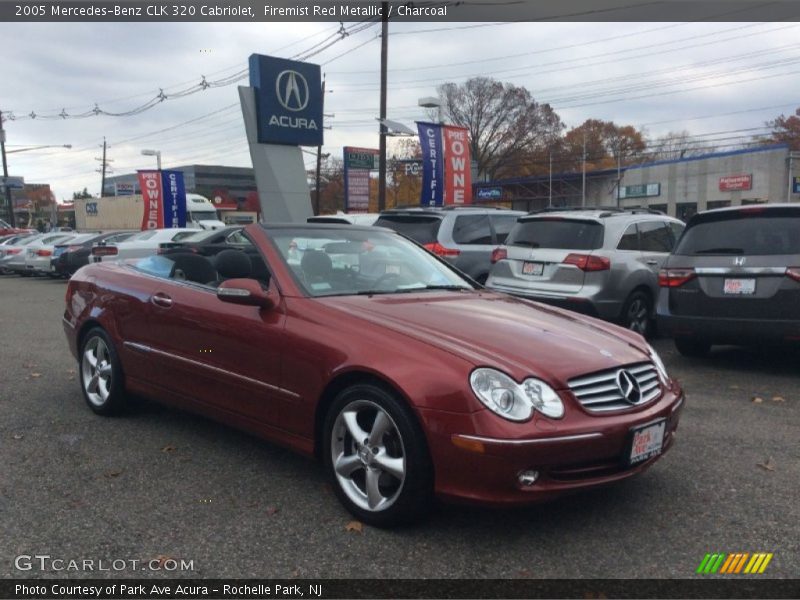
[{"xmin": 2, "ymin": 19, "xmax": 799, "ymax": 200}]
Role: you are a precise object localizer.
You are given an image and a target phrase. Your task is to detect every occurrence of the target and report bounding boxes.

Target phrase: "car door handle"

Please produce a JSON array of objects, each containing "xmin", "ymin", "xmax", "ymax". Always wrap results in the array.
[
  {"xmin": 646, "ymin": 260, "xmax": 659, "ymax": 266},
  {"xmin": 151, "ymin": 293, "xmax": 173, "ymax": 308}
]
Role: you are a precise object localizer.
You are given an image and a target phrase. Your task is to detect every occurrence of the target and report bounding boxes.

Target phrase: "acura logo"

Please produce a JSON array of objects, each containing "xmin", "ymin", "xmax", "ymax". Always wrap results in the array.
[
  {"xmin": 616, "ymin": 369, "xmax": 641, "ymax": 405},
  {"xmin": 275, "ymin": 70, "xmax": 309, "ymax": 112},
  {"xmin": 734, "ymin": 256, "xmax": 746, "ymax": 266}
]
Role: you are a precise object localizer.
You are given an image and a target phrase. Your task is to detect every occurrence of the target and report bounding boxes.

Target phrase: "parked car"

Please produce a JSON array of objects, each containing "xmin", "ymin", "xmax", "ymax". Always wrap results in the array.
[
  {"xmin": 308, "ymin": 212, "xmax": 381, "ymax": 226},
  {"xmin": 52, "ymin": 231, "xmax": 136, "ymax": 278},
  {"xmin": 373, "ymin": 206, "xmax": 527, "ymax": 284},
  {"xmin": 90, "ymin": 228, "xmax": 201, "ymax": 263},
  {"xmin": 64, "ymin": 223, "xmax": 683, "ymax": 526},
  {"xmin": 25, "ymin": 232, "xmax": 92, "ymax": 276},
  {"xmin": 0, "ymin": 218, "xmax": 34, "ymax": 237},
  {"xmin": 0, "ymin": 233, "xmax": 44, "ymax": 273},
  {"xmin": 5, "ymin": 233, "xmax": 76, "ymax": 276},
  {"xmin": 487, "ymin": 208, "xmax": 685, "ymax": 336},
  {"xmin": 657, "ymin": 203, "xmax": 800, "ymax": 355}
]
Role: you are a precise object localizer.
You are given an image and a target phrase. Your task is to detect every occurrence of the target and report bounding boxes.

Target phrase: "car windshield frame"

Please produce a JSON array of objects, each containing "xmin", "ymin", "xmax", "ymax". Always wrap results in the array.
[{"xmin": 263, "ymin": 225, "xmax": 475, "ymax": 298}]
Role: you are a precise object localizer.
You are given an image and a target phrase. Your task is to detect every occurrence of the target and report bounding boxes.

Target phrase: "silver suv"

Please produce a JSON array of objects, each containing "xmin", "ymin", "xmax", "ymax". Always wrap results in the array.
[
  {"xmin": 486, "ymin": 208, "xmax": 685, "ymax": 335},
  {"xmin": 373, "ymin": 206, "xmax": 527, "ymax": 284}
]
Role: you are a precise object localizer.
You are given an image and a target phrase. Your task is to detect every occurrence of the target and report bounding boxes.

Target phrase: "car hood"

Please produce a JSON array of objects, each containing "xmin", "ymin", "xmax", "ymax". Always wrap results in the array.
[{"xmin": 318, "ymin": 291, "xmax": 650, "ymax": 388}]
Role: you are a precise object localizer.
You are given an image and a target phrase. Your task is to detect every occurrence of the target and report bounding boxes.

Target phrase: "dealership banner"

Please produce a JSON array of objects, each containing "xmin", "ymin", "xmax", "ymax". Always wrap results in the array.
[
  {"xmin": 794, "ymin": 176, "xmax": 800, "ymax": 194},
  {"xmin": 417, "ymin": 122, "xmax": 444, "ymax": 207},
  {"xmin": 719, "ymin": 174, "xmax": 752, "ymax": 192},
  {"xmin": 442, "ymin": 125, "xmax": 472, "ymax": 205},
  {"xmin": 137, "ymin": 170, "xmax": 187, "ymax": 230},
  {"xmin": 343, "ymin": 147, "xmax": 378, "ymax": 213}
]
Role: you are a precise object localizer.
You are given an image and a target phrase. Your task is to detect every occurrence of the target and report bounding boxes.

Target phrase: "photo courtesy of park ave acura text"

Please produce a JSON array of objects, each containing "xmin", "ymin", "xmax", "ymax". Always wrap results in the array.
[{"xmin": 0, "ymin": 1, "xmax": 798, "ymax": 599}]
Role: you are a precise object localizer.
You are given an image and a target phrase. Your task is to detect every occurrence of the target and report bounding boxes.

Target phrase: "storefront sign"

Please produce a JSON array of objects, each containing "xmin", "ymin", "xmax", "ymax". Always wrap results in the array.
[
  {"xmin": 475, "ymin": 187, "xmax": 503, "ymax": 201},
  {"xmin": 719, "ymin": 174, "xmax": 752, "ymax": 192},
  {"xmin": 619, "ymin": 183, "xmax": 661, "ymax": 199},
  {"xmin": 344, "ymin": 147, "xmax": 379, "ymax": 170}
]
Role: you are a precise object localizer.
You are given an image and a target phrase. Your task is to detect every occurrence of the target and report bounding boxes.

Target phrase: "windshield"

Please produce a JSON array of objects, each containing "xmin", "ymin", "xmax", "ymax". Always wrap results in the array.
[
  {"xmin": 269, "ymin": 227, "xmax": 473, "ymax": 297},
  {"xmin": 373, "ymin": 215, "xmax": 443, "ymax": 245},
  {"xmin": 190, "ymin": 210, "xmax": 220, "ymax": 222},
  {"xmin": 675, "ymin": 212, "xmax": 800, "ymax": 256},
  {"xmin": 507, "ymin": 218, "xmax": 604, "ymax": 250}
]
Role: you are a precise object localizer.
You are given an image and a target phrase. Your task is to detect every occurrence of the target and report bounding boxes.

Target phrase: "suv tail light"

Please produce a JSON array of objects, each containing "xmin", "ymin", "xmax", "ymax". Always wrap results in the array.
[
  {"xmin": 659, "ymin": 268, "xmax": 696, "ymax": 287},
  {"xmin": 786, "ymin": 267, "xmax": 800, "ymax": 283},
  {"xmin": 563, "ymin": 253, "xmax": 610, "ymax": 272},
  {"xmin": 423, "ymin": 242, "xmax": 461, "ymax": 257},
  {"xmin": 6, "ymin": 248, "xmax": 21, "ymax": 255},
  {"xmin": 92, "ymin": 246, "xmax": 118, "ymax": 257},
  {"xmin": 36, "ymin": 249, "xmax": 52, "ymax": 257},
  {"xmin": 490, "ymin": 247, "xmax": 507, "ymax": 263}
]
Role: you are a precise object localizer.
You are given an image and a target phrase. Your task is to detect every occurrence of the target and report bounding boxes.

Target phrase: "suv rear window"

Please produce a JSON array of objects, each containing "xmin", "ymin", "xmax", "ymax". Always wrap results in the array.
[
  {"xmin": 507, "ymin": 218, "xmax": 604, "ymax": 250},
  {"xmin": 373, "ymin": 215, "xmax": 442, "ymax": 245},
  {"xmin": 674, "ymin": 211, "xmax": 800, "ymax": 256}
]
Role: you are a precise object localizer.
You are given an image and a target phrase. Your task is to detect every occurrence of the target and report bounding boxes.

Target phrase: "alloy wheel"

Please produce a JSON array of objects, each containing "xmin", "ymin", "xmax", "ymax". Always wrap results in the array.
[
  {"xmin": 81, "ymin": 336, "xmax": 113, "ymax": 407},
  {"xmin": 626, "ymin": 297, "xmax": 649, "ymax": 335},
  {"xmin": 330, "ymin": 400, "xmax": 406, "ymax": 512}
]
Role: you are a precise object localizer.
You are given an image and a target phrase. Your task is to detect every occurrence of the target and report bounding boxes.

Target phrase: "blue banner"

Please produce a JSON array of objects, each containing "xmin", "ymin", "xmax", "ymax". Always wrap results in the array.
[
  {"xmin": 417, "ymin": 122, "xmax": 444, "ymax": 207},
  {"xmin": 794, "ymin": 176, "xmax": 800, "ymax": 194},
  {"xmin": 249, "ymin": 54, "xmax": 323, "ymax": 146},
  {"xmin": 161, "ymin": 170, "xmax": 187, "ymax": 228}
]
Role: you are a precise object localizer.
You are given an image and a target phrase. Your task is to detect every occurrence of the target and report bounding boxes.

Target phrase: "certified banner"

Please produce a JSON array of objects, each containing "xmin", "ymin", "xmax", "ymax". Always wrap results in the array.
[
  {"xmin": 442, "ymin": 125, "xmax": 472, "ymax": 205},
  {"xmin": 137, "ymin": 171, "xmax": 164, "ymax": 230},
  {"xmin": 417, "ymin": 122, "xmax": 444, "ymax": 207},
  {"xmin": 137, "ymin": 170, "xmax": 187, "ymax": 230}
]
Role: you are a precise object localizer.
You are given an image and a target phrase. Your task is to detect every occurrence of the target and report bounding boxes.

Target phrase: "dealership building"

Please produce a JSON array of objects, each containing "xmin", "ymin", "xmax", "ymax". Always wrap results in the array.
[{"xmin": 476, "ymin": 143, "xmax": 800, "ymax": 221}]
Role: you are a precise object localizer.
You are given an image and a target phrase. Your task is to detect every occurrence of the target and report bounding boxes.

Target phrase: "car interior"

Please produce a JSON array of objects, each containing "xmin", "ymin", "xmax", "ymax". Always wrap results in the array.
[{"xmin": 162, "ymin": 248, "xmax": 271, "ymax": 289}]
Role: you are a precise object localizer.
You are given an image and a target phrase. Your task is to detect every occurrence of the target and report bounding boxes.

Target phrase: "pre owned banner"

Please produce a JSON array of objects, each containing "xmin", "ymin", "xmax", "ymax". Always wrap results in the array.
[
  {"xmin": 417, "ymin": 122, "xmax": 444, "ymax": 207},
  {"xmin": 137, "ymin": 170, "xmax": 187, "ymax": 230},
  {"xmin": 442, "ymin": 126, "xmax": 472, "ymax": 205}
]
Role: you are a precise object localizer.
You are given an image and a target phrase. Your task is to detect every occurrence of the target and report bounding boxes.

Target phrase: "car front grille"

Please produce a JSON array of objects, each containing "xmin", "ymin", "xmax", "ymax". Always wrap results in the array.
[{"xmin": 568, "ymin": 362, "xmax": 661, "ymax": 413}]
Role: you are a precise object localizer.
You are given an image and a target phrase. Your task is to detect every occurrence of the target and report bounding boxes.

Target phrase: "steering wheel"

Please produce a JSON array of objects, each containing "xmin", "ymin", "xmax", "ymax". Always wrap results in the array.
[{"xmin": 372, "ymin": 272, "xmax": 401, "ymax": 289}]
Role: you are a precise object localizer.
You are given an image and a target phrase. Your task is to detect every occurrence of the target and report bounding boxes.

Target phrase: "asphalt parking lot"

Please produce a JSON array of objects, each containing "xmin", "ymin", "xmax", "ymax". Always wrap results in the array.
[{"xmin": 1, "ymin": 274, "xmax": 798, "ymax": 580}]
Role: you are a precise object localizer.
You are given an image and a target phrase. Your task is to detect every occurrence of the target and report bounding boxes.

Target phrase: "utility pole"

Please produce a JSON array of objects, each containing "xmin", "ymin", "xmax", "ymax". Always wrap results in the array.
[
  {"xmin": 548, "ymin": 151, "xmax": 553, "ymax": 208},
  {"xmin": 789, "ymin": 151, "xmax": 798, "ymax": 203},
  {"xmin": 314, "ymin": 77, "xmax": 326, "ymax": 216},
  {"xmin": 581, "ymin": 132, "xmax": 587, "ymax": 208},
  {"xmin": 377, "ymin": 1, "xmax": 389, "ymax": 212},
  {"xmin": 0, "ymin": 110, "xmax": 15, "ymax": 227},
  {"xmin": 95, "ymin": 138, "xmax": 113, "ymax": 197},
  {"xmin": 616, "ymin": 142, "xmax": 622, "ymax": 208}
]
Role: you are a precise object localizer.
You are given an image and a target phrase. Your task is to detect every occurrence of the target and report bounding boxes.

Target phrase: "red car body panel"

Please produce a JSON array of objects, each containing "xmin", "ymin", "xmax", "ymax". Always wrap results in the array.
[{"xmin": 63, "ymin": 223, "xmax": 684, "ymax": 506}]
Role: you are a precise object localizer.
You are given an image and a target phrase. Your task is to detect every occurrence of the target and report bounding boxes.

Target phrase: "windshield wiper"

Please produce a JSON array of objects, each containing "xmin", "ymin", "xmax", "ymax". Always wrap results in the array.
[{"xmin": 694, "ymin": 247, "xmax": 745, "ymax": 254}]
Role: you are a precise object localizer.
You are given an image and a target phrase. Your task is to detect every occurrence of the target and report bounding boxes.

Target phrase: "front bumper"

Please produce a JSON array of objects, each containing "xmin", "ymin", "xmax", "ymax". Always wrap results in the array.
[{"xmin": 420, "ymin": 386, "xmax": 684, "ymax": 506}]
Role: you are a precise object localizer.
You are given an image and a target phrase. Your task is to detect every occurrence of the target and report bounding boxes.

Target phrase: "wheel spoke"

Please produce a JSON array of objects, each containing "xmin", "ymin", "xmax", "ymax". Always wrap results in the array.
[
  {"xmin": 334, "ymin": 453, "xmax": 362, "ymax": 478},
  {"xmin": 342, "ymin": 410, "xmax": 369, "ymax": 443},
  {"xmin": 365, "ymin": 468, "xmax": 385, "ymax": 510},
  {"xmin": 368, "ymin": 410, "xmax": 392, "ymax": 446},
  {"xmin": 374, "ymin": 452, "xmax": 404, "ymax": 480},
  {"xmin": 97, "ymin": 342, "xmax": 108, "ymax": 363},
  {"xmin": 98, "ymin": 377, "xmax": 109, "ymax": 400},
  {"xmin": 87, "ymin": 373, "xmax": 100, "ymax": 393},
  {"xmin": 85, "ymin": 350, "xmax": 98, "ymax": 368}
]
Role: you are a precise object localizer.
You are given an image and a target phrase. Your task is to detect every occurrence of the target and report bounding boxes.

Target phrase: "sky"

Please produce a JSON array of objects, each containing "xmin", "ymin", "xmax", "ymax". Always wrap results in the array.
[{"xmin": 2, "ymin": 19, "xmax": 800, "ymax": 201}]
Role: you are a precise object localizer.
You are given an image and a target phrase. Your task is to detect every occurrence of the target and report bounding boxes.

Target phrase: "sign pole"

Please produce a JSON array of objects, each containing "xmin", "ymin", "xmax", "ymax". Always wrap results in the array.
[
  {"xmin": 377, "ymin": 1, "xmax": 389, "ymax": 212},
  {"xmin": 0, "ymin": 111, "xmax": 15, "ymax": 228}
]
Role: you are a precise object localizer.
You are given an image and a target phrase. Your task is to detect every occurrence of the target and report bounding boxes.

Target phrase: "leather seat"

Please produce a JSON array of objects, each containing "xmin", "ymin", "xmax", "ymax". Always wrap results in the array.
[
  {"xmin": 212, "ymin": 249, "xmax": 252, "ymax": 285},
  {"xmin": 169, "ymin": 253, "xmax": 217, "ymax": 285}
]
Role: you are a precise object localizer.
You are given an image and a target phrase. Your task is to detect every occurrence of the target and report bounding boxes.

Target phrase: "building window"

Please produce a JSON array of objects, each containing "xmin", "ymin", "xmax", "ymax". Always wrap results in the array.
[
  {"xmin": 676, "ymin": 202, "xmax": 697, "ymax": 222},
  {"xmin": 649, "ymin": 204, "xmax": 668, "ymax": 215},
  {"xmin": 707, "ymin": 200, "xmax": 731, "ymax": 211}
]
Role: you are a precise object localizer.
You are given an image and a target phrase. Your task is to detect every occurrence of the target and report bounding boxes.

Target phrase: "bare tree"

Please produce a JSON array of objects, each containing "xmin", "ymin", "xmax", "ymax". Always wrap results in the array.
[
  {"xmin": 650, "ymin": 130, "xmax": 716, "ymax": 160},
  {"xmin": 438, "ymin": 77, "xmax": 563, "ymax": 180}
]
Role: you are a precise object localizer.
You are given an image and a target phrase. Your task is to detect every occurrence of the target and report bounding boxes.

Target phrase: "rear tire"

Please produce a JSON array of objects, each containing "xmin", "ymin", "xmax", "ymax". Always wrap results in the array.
[
  {"xmin": 79, "ymin": 327, "xmax": 128, "ymax": 415},
  {"xmin": 674, "ymin": 337, "xmax": 711, "ymax": 357},
  {"xmin": 620, "ymin": 290, "xmax": 653, "ymax": 337},
  {"xmin": 323, "ymin": 383, "xmax": 433, "ymax": 527}
]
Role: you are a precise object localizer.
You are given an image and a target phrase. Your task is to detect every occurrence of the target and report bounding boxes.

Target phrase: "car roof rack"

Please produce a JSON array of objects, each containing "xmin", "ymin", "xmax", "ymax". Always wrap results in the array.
[
  {"xmin": 527, "ymin": 206, "xmax": 665, "ymax": 217},
  {"xmin": 439, "ymin": 205, "xmax": 510, "ymax": 211}
]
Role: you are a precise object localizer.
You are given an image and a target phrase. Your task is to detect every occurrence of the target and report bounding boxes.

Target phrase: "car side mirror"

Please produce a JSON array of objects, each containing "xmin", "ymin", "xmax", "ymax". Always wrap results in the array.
[{"xmin": 217, "ymin": 278, "xmax": 276, "ymax": 309}]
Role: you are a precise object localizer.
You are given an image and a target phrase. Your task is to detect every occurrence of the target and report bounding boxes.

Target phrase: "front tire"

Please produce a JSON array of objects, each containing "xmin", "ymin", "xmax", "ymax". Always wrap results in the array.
[
  {"xmin": 79, "ymin": 327, "xmax": 128, "ymax": 415},
  {"xmin": 323, "ymin": 383, "xmax": 433, "ymax": 527}
]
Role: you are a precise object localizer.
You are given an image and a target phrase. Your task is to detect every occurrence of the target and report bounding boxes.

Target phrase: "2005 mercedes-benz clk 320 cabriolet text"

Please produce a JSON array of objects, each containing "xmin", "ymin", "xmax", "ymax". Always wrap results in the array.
[{"xmin": 63, "ymin": 223, "xmax": 684, "ymax": 526}]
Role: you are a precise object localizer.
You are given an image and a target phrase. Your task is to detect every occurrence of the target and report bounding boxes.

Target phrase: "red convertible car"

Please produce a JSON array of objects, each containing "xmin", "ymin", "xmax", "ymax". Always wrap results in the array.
[{"xmin": 63, "ymin": 223, "xmax": 684, "ymax": 526}]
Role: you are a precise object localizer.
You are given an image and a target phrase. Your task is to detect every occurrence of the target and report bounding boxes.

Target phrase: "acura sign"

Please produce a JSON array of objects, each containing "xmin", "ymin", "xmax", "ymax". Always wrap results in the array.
[{"xmin": 249, "ymin": 54, "xmax": 323, "ymax": 146}]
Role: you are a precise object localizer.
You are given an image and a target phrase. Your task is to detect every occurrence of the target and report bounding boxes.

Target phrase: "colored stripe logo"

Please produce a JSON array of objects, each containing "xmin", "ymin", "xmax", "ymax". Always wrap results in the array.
[{"xmin": 697, "ymin": 553, "xmax": 773, "ymax": 574}]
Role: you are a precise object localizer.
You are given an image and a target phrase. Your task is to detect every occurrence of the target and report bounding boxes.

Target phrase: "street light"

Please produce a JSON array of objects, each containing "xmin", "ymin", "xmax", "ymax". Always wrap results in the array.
[
  {"xmin": 418, "ymin": 96, "xmax": 443, "ymax": 124},
  {"xmin": 141, "ymin": 149, "xmax": 162, "ymax": 170},
  {"xmin": 7, "ymin": 144, "xmax": 72, "ymax": 154}
]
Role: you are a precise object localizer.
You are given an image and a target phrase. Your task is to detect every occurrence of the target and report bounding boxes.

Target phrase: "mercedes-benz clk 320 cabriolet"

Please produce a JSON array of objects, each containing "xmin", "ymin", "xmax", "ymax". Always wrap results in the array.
[{"xmin": 63, "ymin": 223, "xmax": 684, "ymax": 526}]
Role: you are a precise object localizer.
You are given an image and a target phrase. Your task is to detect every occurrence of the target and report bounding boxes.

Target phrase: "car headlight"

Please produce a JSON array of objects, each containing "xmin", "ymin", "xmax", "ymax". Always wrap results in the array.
[
  {"xmin": 647, "ymin": 344, "xmax": 670, "ymax": 385},
  {"xmin": 469, "ymin": 368, "xmax": 564, "ymax": 421}
]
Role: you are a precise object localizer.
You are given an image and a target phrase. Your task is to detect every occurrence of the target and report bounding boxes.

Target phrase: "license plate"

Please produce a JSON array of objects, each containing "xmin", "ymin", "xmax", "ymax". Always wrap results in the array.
[
  {"xmin": 522, "ymin": 261, "xmax": 544, "ymax": 276},
  {"xmin": 723, "ymin": 278, "xmax": 756, "ymax": 295},
  {"xmin": 628, "ymin": 419, "xmax": 666, "ymax": 465}
]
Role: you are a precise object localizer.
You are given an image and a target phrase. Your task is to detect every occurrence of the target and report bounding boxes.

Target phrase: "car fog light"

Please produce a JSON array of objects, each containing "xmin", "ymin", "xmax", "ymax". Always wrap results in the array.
[{"xmin": 518, "ymin": 470, "xmax": 539, "ymax": 487}]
